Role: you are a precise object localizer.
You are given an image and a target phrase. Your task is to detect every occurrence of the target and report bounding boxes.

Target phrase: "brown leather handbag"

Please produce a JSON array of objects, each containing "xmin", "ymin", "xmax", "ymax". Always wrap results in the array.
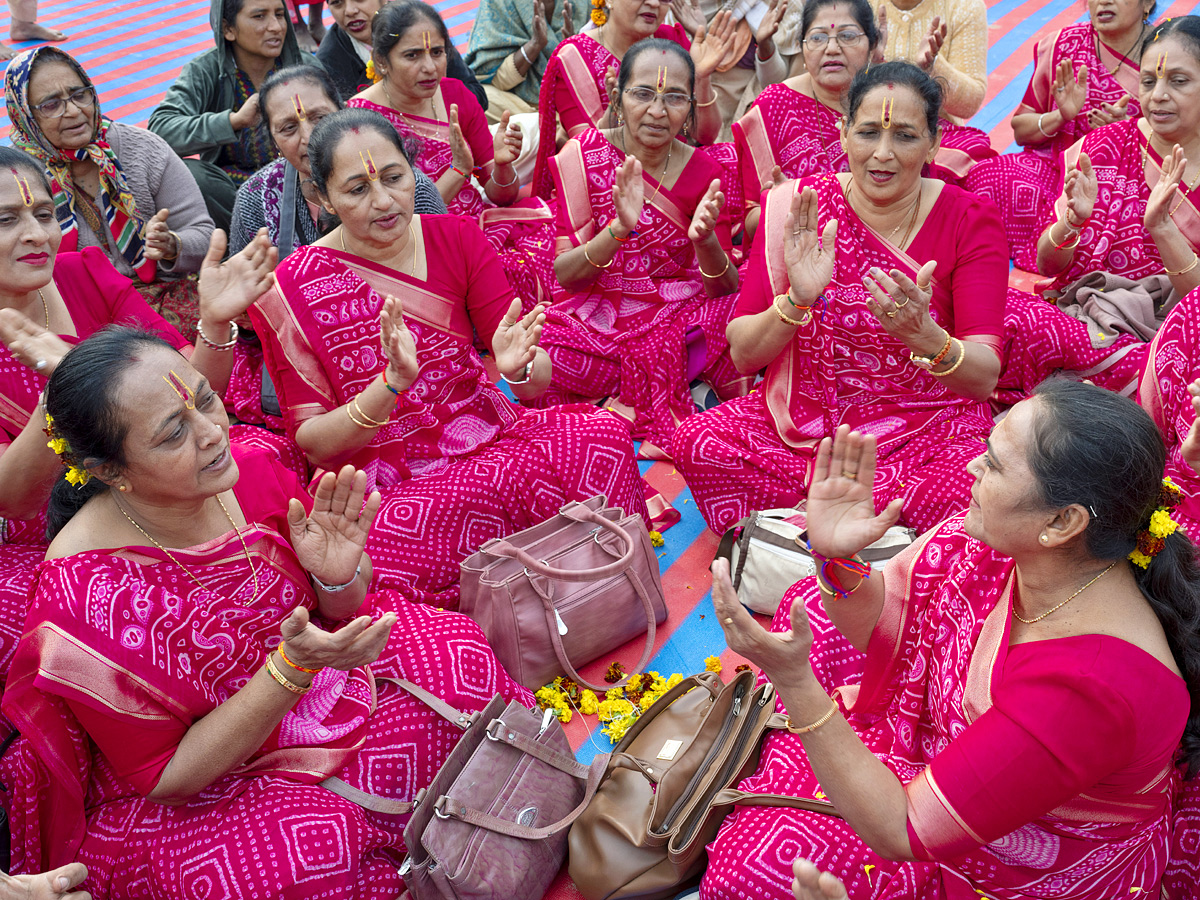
[
  {"xmin": 567, "ymin": 669, "xmax": 840, "ymax": 900},
  {"xmin": 459, "ymin": 496, "xmax": 667, "ymax": 691}
]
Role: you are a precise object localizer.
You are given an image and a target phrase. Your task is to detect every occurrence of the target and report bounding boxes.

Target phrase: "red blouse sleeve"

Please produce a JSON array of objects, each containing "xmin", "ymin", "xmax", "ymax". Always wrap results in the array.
[
  {"xmin": 450, "ymin": 217, "xmax": 516, "ymax": 351},
  {"xmin": 732, "ymin": 205, "xmax": 774, "ymax": 319},
  {"xmin": 59, "ymin": 248, "xmax": 189, "ymax": 349},
  {"xmin": 905, "ymin": 636, "xmax": 1141, "ymax": 861},
  {"xmin": 68, "ymin": 698, "xmax": 183, "ymax": 796}
]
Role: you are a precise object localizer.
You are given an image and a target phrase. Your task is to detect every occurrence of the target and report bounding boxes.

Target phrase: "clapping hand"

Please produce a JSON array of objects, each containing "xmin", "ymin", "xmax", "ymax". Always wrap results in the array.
[
  {"xmin": 380, "ymin": 295, "xmax": 419, "ymax": 392},
  {"xmin": 756, "ymin": 0, "xmax": 787, "ymax": 46},
  {"xmin": 492, "ymin": 109, "xmax": 524, "ymax": 167},
  {"xmin": 782, "ymin": 185, "xmax": 837, "ymax": 306},
  {"xmin": 671, "ymin": 0, "xmax": 706, "ymax": 36},
  {"xmin": 12, "ymin": 862, "xmax": 92, "ymax": 900},
  {"xmin": 805, "ymin": 425, "xmax": 903, "ymax": 560},
  {"xmin": 612, "ymin": 154, "xmax": 646, "ymax": 231},
  {"xmin": 688, "ymin": 178, "xmax": 725, "ymax": 242},
  {"xmin": 197, "ymin": 227, "xmax": 278, "ymax": 329},
  {"xmin": 1145, "ymin": 144, "xmax": 1187, "ymax": 234},
  {"xmin": 230, "ymin": 92, "xmax": 261, "ymax": 131},
  {"xmin": 862, "ymin": 259, "xmax": 938, "ymax": 340},
  {"xmin": 916, "ymin": 15, "xmax": 945, "ymax": 71},
  {"xmin": 1052, "ymin": 59, "xmax": 1088, "ymax": 122},
  {"xmin": 288, "ymin": 464, "xmax": 381, "ymax": 591},
  {"xmin": 142, "ymin": 208, "xmax": 177, "ymax": 261},
  {"xmin": 690, "ymin": 11, "xmax": 736, "ymax": 80},
  {"xmin": 0, "ymin": 307, "xmax": 70, "ymax": 377},
  {"xmin": 449, "ymin": 105, "xmax": 474, "ymax": 178},
  {"xmin": 1062, "ymin": 151, "xmax": 1097, "ymax": 226},
  {"xmin": 277, "ymin": 604, "xmax": 396, "ymax": 672},
  {"xmin": 492, "ymin": 298, "xmax": 545, "ymax": 379},
  {"xmin": 562, "ymin": 0, "xmax": 575, "ymax": 36},
  {"xmin": 1087, "ymin": 95, "xmax": 1130, "ymax": 129},
  {"xmin": 531, "ymin": 0, "xmax": 549, "ymax": 52},
  {"xmin": 872, "ymin": 5, "xmax": 887, "ymax": 64}
]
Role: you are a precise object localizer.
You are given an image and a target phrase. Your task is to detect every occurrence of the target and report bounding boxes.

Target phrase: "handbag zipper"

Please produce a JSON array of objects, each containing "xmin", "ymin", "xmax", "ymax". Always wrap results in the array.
[{"xmin": 653, "ymin": 680, "xmax": 747, "ymax": 835}]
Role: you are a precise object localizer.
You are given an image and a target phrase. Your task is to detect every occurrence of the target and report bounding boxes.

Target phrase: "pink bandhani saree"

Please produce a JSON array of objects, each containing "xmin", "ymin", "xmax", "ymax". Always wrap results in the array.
[
  {"xmin": 0, "ymin": 249, "xmax": 192, "ymax": 680},
  {"xmin": 673, "ymin": 174, "xmax": 1003, "ymax": 535},
  {"xmin": 348, "ymin": 81, "xmax": 556, "ymax": 312},
  {"xmin": 702, "ymin": 514, "xmax": 1191, "ymax": 900},
  {"xmin": 734, "ymin": 84, "xmax": 995, "ymax": 235},
  {"xmin": 1, "ymin": 445, "xmax": 532, "ymax": 898},
  {"xmin": 249, "ymin": 215, "xmax": 649, "ymax": 607},
  {"xmin": 964, "ymin": 23, "xmax": 1142, "ymax": 268},
  {"xmin": 533, "ymin": 127, "xmax": 751, "ymax": 457}
]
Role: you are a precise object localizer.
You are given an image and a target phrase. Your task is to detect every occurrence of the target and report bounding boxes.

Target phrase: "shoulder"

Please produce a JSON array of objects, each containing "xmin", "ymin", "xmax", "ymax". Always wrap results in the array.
[
  {"xmin": 944, "ymin": 0, "xmax": 987, "ymax": 21},
  {"xmin": 110, "ymin": 122, "xmax": 172, "ymax": 155},
  {"xmin": 423, "ymin": 212, "xmax": 484, "ymax": 247},
  {"xmin": 54, "ymin": 247, "xmax": 120, "ymax": 296},
  {"xmin": 243, "ymin": 157, "xmax": 287, "ymax": 193}
]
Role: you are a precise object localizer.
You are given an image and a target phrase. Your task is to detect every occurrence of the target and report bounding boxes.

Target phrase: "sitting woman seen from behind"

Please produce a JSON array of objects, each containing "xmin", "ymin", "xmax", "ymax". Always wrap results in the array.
[
  {"xmin": 6, "ymin": 47, "xmax": 216, "ymax": 341},
  {"xmin": 706, "ymin": 381, "xmax": 1200, "ymax": 900},
  {"xmin": 536, "ymin": 38, "xmax": 749, "ymax": 460},
  {"xmin": 3, "ymin": 328, "xmax": 532, "ymax": 898},
  {"xmin": 249, "ymin": 108, "xmax": 650, "ymax": 607},
  {"xmin": 676, "ymin": 62, "xmax": 1003, "ymax": 537}
]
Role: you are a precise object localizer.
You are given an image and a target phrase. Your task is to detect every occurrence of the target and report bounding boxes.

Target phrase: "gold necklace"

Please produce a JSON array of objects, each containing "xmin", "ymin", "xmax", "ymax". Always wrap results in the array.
[
  {"xmin": 619, "ymin": 127, "xmax": 672, "ymax": 210},
  {"xmin": 382, "ymin": 79, "xmax": 437, "ymax": 121},
  {"xmin": 846, "ymin": 183, "xmax": 921, "ymax": 244},
  {"xmin": 1095, "ymin": 23, "xmax": 1145, "ymax": 77},
  {"xmin": 37, "ymin": 289, "xmax": 48, "ymax": 329},
  {"xmin": 1012, "ymin": 561, "xmax": 1117, "ymax": 624},
  {"xmin": 339, "ymin": 223, "xmax": 419, "ymax": 276},
  {"xmin": 116, "ymin": 494, "xmax": 260, "ymax": 600}
]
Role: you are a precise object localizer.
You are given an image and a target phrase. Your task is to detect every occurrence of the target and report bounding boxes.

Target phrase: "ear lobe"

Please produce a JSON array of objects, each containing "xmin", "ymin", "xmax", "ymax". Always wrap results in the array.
[{"xmin": 1044, "ymin": 503, "xmax": 1092, "ymax": 547}]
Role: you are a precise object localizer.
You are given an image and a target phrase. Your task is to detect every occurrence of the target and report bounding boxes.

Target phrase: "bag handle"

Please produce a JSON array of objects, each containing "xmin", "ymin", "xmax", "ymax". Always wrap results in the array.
[
  {"xmin": 711, "ymin": 788, "xmax": 843, "ymax": 819},
  {"xmin": 484, "ymin": 504, "xmax": 637, "ymax": 582},
  {"xmin": 542, "ymin": 567, "xmax": 659, "ymax": 691},
  {"xmin": 321, "ymin": 775, "xmax": 416, "ymax": 815},
  {"xmin": 434, "ymin": 755, "xmax": 609, "ymax": 840},
  {"xmin": 377, "ymin": 676, "xmax": 476, "ymax": 729}
]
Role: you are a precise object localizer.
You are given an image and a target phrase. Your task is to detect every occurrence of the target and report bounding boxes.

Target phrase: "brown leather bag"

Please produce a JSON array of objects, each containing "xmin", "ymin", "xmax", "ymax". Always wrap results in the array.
[
  {"xmin": 567, "ymin": 669, "xmax": 840, "ymax": 900},
  {"xmin": 459, "ymin": 496, "xmax": 667, "ymax": 691}
]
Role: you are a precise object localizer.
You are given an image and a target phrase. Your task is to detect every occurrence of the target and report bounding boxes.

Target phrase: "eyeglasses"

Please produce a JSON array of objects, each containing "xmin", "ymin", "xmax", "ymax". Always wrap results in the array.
[
  {"xmin": 623, "ymin": 87, "xmax": 692, "ymax": 109},
  {"xmin": 31, "ymin": 86, "xmax": 96, "ymax": 118},
  {"xmin": 803, "ymin": 30, "xmax": 866, "ymax": 50}
]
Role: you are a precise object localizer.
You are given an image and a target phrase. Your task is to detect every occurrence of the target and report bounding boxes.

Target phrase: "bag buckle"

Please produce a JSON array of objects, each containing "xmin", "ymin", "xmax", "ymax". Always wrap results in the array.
[
  {"xmin": 433, "ymin": 795, "xmax": 454, "ymax": 820},
  {"xmin": 485, "ymin": 718, "xmax": 514, "ymax": 742}
]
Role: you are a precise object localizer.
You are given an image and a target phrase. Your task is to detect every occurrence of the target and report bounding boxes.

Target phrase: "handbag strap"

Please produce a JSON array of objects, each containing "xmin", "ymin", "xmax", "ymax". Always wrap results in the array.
[
  {"xmin": 434, "ymin": 755, "xmax": 609, "ymax": 840},
  {"xmin": 483, "ymin": 503, "xmax": 636, "ymax": 582},
  {"xmin": 320, "ymin": 775, "xmax": 417, "ymax": 815},
  {"xmin": 377, "ymin": 676, "xmax": 477, "ymax": 729},
  {"xmin": 711, "ymin": 788, "xmax": 843, "ymax": 819},
  {"xmin": 542, "ymin": 566, "xmax": 660, "ymax": 692}
]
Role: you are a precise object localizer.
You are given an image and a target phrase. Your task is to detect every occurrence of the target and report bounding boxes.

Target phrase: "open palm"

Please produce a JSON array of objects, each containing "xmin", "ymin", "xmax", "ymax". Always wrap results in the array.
[{"xmin": 805, "ymin": 426, "xmax": 903, "ymax": 559}]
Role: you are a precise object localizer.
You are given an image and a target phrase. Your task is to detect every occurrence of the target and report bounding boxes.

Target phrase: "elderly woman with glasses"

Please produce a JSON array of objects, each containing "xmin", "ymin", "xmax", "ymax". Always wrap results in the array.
[
  {"xmin": 5, "ymin": 47, "xmax": 215, "ymax": 340},
  {"xmin": 531, "ymin": 39, "xmax": 750, "ymax": 467}
]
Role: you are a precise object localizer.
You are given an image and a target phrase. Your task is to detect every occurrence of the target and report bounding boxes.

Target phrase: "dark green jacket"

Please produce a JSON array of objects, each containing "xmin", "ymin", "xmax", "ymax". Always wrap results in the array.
[{"xmin": 148, "ymin": 0, "xmax": 310, "ymax": 163}]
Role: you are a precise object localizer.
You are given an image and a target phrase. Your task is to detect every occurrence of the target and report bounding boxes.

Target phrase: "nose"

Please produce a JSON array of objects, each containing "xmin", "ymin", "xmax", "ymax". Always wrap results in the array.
[
  {"xmin": 196, "ymin": 405, "xmax": 226, "ymax": 447},
  {"xmin": 966, "ymin": 453, "xmax": 984, "ymax": 479},
  {"xmin": 21, "ymin": 213, "xmax": 53, "ymax": 246},
  {"xmin": 872, "ymin": 133, "xmax": 896, "ymax": 161}
]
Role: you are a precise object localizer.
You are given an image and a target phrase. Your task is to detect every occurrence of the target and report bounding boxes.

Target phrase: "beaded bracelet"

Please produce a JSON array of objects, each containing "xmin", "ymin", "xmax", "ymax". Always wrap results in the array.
[
  {"xmin": 583, "ymin": 240, "xmax": 613, "ymax": 269},
  {"xmin": 197, "ymin": 320, "xmax": 239, "ymax": 351},
  {"xmin": 265, "ymin": 653, "xmax": 310, "ymax": 695},
  {"xmin": 929, "ymin": 337, "xmax": 967, "ymax": 378},
  {"xmin": 278, "ymin": 642, "xmax": 323, "ymax": 674},
  {"xmin": 381, "ymin": 371, "xmax": 401, "ymax": 395},
  {"xmin": 698, "ymin": 253, "xmax": 730, "ymax": 279},
  {"xmin": 786, "ymin": 697, "xmax": 839, "ymax": 735},
  {"xmin": 608, "ymin": 222, "xmax": 632, "ymax": 242},
  {"xmin": 807, "ymin": 544, "xmax": 872, "ymax": 599},
  {"xmin": 450, "ymin": 165, "xmax": 471, "ymax": 179},
  {"xmin": 1165, "ymin": 253, "xmax": 1200, "ymax": 276}
]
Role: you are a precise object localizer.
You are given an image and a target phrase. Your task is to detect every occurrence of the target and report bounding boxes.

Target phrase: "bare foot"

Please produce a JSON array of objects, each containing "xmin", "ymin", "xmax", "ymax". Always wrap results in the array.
[
  {"xmin": 10, "ymin": 22, "xmax": 68, "ymax": 41},
  {"xmin": 308, "ymin": 19, "xmax": 326, "ymax": 43},
  {"xmin": 0, "ymin": 41, "xmax": 15, "ymax": 60},
  {"xmin": 792, "ymin": 858, "xmax": 850, "ymax": 900},
  {"xmin": 291, "ymin": 22, "xmax": 318, "ymax": 53}
]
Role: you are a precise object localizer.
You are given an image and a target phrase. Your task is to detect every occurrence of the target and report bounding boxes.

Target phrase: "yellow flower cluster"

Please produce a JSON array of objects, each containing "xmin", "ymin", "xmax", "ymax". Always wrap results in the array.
[
  {"xmin": 590, "ymin": 0, "xmax": 606, "ymax": 26},
  {"xmin": 704, "ymin": 656, "xmax": 722, "ymax": 674},
  {"xmin": 365, "ymin": 58, "xmax": 379, "ymax": 82},
  {"xmin": 534, "ymin": 670, "xmax": 684, "ymax": 744},
  {"xmin": 1149, "ymin": 508, "xmax": 1178, "ymax": 540},
  {"xmin": 44, "ymin": 413, "xmax": 90, "ymax": 486},
  {"xmin": 649, "ymin": 530, "xmax": 664, "ymax": 548},
  {"xmin": 1129, "ymin": 549, "xmax": 1153, "ymax": 569}
]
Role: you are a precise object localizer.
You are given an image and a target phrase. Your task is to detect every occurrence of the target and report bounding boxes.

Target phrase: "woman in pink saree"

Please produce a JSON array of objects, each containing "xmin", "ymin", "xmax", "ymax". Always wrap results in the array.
[
  {"xmin": 705, "ymin": 380, "xmax": 1200, "ymax": 900},
  {"xmin": 535, "ymin": 40, "xmax": 749, "ymax": 458},
  {"xmin": 348, "ymin": 1, "xmax": 555, "ymax": 310},
  {"xmin": 0, "ymin": 147, "xmax": 280, "ymax": 681},
  {"xmin": 2, "ymin": 330, "xmax": 532, "ymax": 897},
  {"xmin": 963, "ymin": 0, "xmax": 1154, "ymax": 268},
  {"xmin": 675, "ymin": 63, "xmax": 1003, "ymax": 536},
  {"xmin": 734, "ymin": 0, "xmax": 994, "ymax": 243},
  {"xmin": 249, "ymin": 109, "xmax": 650, "ymax": 606}
]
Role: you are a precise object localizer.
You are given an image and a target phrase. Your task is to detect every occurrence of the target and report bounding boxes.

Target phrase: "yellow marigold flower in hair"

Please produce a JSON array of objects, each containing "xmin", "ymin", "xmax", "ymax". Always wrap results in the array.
[
  {"xmin": 1129, "ymin": 549, "xmax": 1153, "ymax": 569},
  {"xmin": 365, "ymin": 58, "xmax": 379, "ymax": 82},
  {"xmin": 65, "ymin": 465, "xmax": 90, "ymax": 487},
  {"xmin": 46, "ymin": 436, "xmax": 67, "ymax": 455},
  {"xmin": 704, "ymin": 656, "xmax": 722, "ymax": 673},
  {"xmin": 590, "ymin": 7, "xmax": 607, "ymax": 26},
  {"xmin": 1149, "ymin": 509, "xmax": 1178, "ymax": 540}
]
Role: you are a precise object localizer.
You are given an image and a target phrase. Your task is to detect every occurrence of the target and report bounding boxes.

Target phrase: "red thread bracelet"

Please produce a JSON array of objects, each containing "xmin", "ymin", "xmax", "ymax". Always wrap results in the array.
[{"xmin": 278, "ymin": 642, "xmax": 323, "ymax": 674}]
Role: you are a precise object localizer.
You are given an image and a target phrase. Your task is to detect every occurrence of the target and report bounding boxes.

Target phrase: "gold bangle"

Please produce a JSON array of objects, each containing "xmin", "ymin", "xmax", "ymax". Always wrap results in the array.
[
  {"xmin": 583, "ymin": 239, "xmax": 613, "ymax": 269},
  {"xmin": 1165, "ymin": 253, "xmax": 1200, "ymax": 276},
  {"xmin": 773, "ymin": 298, "xmax": 811, "ymax": 327},
  {"xmin": 351, "ymin": 396, "xmax": 390, "ymax": 427},
  {"xmin": 786, "ymin": 697, "xmax": 838, "ymax": 735},
  {"xmin": 345, "ymin": 403, "xmax": 377, "ymax": 429},
  {"xmin": 929, "ymin": 337, "xmax": 967, "ymax": 378},
  {"xmin": 265, "ymin": 653, "xmax": 310, "ymax": 694},
  {"xmin": 695, "ymin": 94, "xmax": 718, "ymax": 107},
  {"xmin": 698, "ymin": 253, "xmax": 730, "ymax": 279}
]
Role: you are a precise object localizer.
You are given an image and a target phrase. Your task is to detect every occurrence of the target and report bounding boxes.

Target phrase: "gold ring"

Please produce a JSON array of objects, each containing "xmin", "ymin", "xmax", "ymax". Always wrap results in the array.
[
  {"xmin": 895, "ymin": 298, "xmax": 910, "ymax": 308},
  {"xmin": 886, "ymin": 311, "xmax": 897, "ymax": 318},
  {"xmin": 723, "ymin": 617, "xmax": 734, "ymax": 625},
  {"xmin": 842, "ymin": 470, "xmax": 856, "ymax": 479}
]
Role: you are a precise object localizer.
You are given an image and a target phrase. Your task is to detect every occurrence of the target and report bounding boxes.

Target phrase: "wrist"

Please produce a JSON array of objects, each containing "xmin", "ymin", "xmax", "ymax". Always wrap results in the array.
[
  {"xmin": 756, "ymin": 38, "xmax": 775, "ymax": 61},
  {"xmin": 384, "ymin": 365, "xmax": 414, "ymax": 393}
]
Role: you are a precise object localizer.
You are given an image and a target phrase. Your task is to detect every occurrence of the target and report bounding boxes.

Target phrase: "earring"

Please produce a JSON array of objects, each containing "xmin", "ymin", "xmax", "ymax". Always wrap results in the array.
[
  {"xmin": 1039, "ymin": 534, "xmax": 1049, "ymax": 543},
  {"xmin": 118, "ymin": 484, "xmax": 128, "ymax": 493},
  {"xmin": 683, "ymin": 122, "xmax": 690, "ymax": 138},
  {"xmin": 616, "ymin": 112, "xmax": 624, "ymax": 126}
]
